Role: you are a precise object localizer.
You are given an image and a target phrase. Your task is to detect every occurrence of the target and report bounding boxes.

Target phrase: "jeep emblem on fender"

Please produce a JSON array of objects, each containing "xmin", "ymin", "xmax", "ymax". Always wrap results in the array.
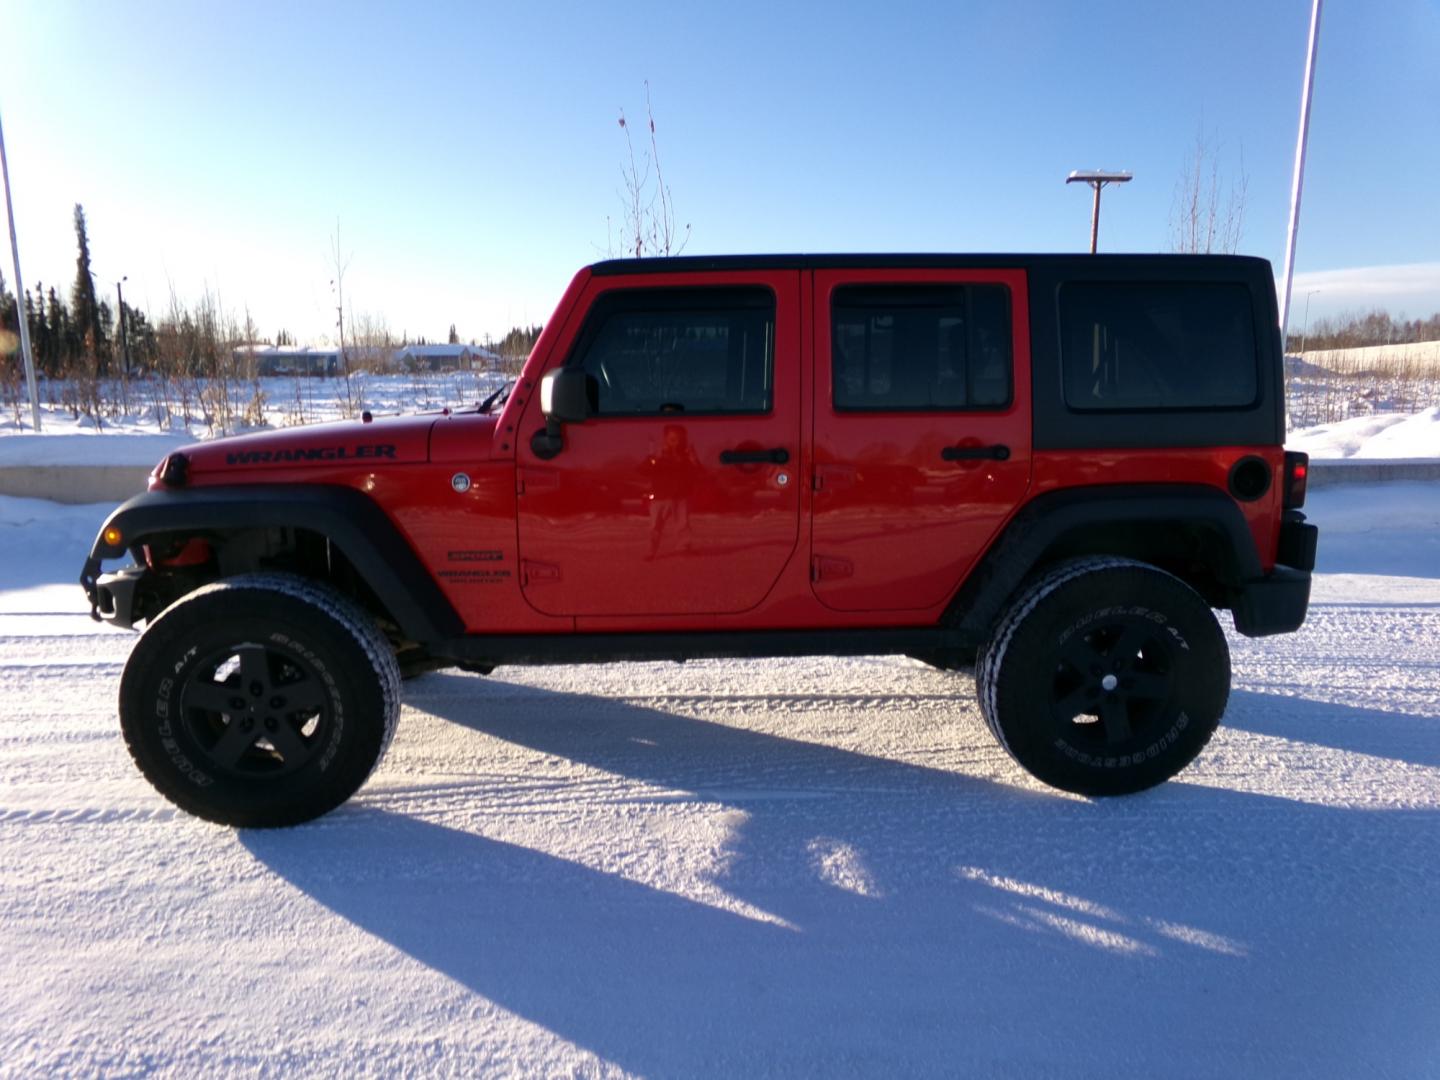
[{"xmin": 451, "ymin": 473, "xmax": 472, "ymax": 494}]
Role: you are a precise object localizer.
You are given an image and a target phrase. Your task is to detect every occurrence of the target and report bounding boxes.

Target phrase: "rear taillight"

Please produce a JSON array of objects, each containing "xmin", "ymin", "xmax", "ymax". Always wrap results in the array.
[{"xmin": 1283, "ymin": 451, "xmax": 1309, "ymax": 509}]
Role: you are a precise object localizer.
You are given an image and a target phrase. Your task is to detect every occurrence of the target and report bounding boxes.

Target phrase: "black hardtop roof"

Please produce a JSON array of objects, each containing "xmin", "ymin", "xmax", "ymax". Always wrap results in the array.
[{"xmin": 589, "ymin": 253, "xmax": 1274, "ymax": 276}]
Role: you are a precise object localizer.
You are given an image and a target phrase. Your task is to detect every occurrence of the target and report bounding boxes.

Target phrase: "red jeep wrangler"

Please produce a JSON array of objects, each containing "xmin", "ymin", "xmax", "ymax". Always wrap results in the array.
[{"xmin": 82, "ymin": 254, "xmax": 1318, "ymax": 826}]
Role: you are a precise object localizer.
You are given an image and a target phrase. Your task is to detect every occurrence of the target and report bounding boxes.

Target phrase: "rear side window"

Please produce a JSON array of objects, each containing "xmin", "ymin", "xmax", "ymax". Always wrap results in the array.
[
  {"xmin": 571, "ymin": 287, "xmax": 774, "ymax": 416},
  {"xmin": 832, "ymin": 284, "xmax": 1012, "ymax": 411},
  {"xmin": 1060, "ymin": 282, "xmax": 1257, "ymax": 411}
]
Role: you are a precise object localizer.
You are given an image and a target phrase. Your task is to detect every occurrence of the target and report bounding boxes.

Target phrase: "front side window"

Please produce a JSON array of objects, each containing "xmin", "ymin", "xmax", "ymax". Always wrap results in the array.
[
  {"xmin": 1060, "ymin": 282, "xmax": 1258, "ymax": 411},
  {"xmin": 831, "ymin": 284, "xmax": 1012, "ymax": 411},
  {"xmin": 571, "ymin": 287, "xmax": 774, "ymax": 416}
]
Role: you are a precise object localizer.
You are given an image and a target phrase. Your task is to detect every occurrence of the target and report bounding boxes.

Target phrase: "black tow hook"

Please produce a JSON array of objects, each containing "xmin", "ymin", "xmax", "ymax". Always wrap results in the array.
[{"xmin": 80, "ymin": 557, "xmax": 102, "ymax": 621}]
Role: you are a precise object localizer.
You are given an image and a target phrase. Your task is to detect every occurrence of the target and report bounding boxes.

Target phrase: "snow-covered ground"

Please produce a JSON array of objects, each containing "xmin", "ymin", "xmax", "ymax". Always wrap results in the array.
[{"xmin": 1, "ymin": 485, "xmax": 1439, "ymax": 1076}]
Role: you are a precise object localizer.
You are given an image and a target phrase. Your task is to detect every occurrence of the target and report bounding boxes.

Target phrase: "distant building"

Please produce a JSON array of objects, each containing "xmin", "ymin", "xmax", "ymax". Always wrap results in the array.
[
  {"xmin": 235, "ymin": 345, "xmax": 340, "ymax": 377},
  {"xmin": 394, "ymin": 343, "xmax": 502, "ymax": 372}
]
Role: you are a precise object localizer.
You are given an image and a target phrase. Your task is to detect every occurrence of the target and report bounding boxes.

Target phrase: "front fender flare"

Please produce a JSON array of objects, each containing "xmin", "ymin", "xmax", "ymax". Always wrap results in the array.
[{"xmin": 81, "ymin": 484, "xmax": 463, "ymax": 643}]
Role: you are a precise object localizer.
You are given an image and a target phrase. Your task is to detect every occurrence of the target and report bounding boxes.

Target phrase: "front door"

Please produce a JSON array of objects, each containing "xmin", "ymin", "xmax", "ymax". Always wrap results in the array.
[
  {"xmin": 516, "ymin": 272, "xmax": 802, "ymax": 618},
  {"xmin": 810, "ymin": 268, "xmax": 1032, "ymax": 612}
]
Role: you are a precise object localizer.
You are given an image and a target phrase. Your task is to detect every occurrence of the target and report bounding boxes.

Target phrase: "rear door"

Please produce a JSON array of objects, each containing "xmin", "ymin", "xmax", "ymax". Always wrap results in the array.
[{"xmin": 810, "ymin": 268, "xmax": 1032, "ymax": 611}]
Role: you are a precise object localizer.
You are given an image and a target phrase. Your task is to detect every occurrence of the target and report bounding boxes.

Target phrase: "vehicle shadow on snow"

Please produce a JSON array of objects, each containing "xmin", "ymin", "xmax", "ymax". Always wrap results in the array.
[
  {"xmin": 244, "ymin": 674, "xmax": 1440, "ymax": 1077},
  {"xmin": 1224, "ymin": 688, "xmax": 1440, "ymax": 769}
]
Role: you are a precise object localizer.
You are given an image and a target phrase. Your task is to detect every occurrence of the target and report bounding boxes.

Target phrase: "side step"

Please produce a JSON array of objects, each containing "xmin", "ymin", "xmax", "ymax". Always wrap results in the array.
[{"xmin": 432, "ymin": 628, "xmax": 975, "ymax": 668}]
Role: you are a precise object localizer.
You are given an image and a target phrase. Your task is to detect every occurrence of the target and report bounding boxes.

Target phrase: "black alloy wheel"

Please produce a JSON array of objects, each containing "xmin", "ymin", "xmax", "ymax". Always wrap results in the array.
[
  {"xmin": 180, "ymin": 642, "xmax": 332, "ymax": 778},
  {"xmin": 1049, "ymin": 614, "xmax": 1178, "ymax": 748}
]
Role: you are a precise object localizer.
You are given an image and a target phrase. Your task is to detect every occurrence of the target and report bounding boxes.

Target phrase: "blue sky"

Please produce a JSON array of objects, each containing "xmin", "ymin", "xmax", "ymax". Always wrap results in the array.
[{"xmin": 1, "ymin": 0, "xmax": 1437, "ymax": 344}]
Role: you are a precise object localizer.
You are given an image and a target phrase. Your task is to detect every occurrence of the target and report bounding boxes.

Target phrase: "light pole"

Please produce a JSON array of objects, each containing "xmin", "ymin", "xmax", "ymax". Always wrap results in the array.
[
  {"xmin": 1278, "ymin": 0, "xmax": 1324, "ymax": 343},
  {"xmin": 1066, "ymin": 170, "xmax": 1133, "ymax": 254},
  {"xmin": 1299, "ymin": 289, "xmax": 1320, "ymax": 355},
  {"xmin": 0, "ymin": 107, "xmax": 41, "ymax": 431}
]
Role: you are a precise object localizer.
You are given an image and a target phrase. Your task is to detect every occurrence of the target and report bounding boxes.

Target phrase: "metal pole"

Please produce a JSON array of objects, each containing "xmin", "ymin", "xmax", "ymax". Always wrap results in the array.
[
  {"xmin": 1068, "ymin": 171, "xmax": 1130, "ymax": 254},
  {"xmin": 1089, "ymin": 182, "xmax": 1101, "ymax": 254},
  {"xmin": 0, "ymin": 108, "xmax": 41, "ymax": 431},
  {"xmin": 1278, "ymin": 0, "xmax": 1324, "ymax": 341}
]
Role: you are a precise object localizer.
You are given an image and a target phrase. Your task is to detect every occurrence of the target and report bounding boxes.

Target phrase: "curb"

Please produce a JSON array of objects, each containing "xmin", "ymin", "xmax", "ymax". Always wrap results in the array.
[
  {"xmin": 1307, "ymin": 459, "xmax": 1440, "ymax": 487},
  {"xmin": 0, "ymin": 465, "xmax": 153, "ymax": 504}
]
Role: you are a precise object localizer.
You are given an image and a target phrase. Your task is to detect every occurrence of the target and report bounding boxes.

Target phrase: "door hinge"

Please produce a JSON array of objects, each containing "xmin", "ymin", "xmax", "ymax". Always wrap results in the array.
[
  {"xmin": 517, "ymin": 468, "xmax": 561, "ymax": 496},
  {"xmin": 521, "ymin": 560, "xmax": 562, "ymax": 586},
  {"xmin": 811, "ymin": 555, "xmax": 854, "ymax": 582},
  {"xmin": 813, "ymin": 464, "xmax": 856, "ymax": 493}
]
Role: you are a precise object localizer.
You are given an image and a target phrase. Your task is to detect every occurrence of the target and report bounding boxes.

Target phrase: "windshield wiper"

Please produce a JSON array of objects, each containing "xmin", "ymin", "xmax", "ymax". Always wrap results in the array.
[{"xmin": 478, "ymin": 380, "xmax": 514, "ymax": 413}]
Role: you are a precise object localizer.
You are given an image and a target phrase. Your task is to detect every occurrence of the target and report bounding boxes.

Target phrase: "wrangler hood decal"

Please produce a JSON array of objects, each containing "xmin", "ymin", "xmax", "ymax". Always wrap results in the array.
[{"xmin": 179, "ymin": 415, "xmax": 437, "ymax": 476}]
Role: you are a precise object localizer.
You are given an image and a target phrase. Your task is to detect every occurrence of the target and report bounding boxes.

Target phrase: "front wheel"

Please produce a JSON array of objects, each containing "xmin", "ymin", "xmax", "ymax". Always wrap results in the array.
[
  {"xmin": 118, "ymin": 574, "xmax": 401, "ymax": 827},
  {"xmin": 977, "ymin": 557, "xmax": 1230, "ymax": 796}
]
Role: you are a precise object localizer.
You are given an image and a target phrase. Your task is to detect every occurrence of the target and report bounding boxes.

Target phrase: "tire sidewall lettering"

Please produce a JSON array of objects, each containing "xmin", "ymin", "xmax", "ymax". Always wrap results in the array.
[
  {"xmin": 1052, "ymin": 711, "xmax": 1191, "ymax": 770},
  {"xmin": 1057, "ymin": 605, "xmax": 1187, "ymax": 652}
]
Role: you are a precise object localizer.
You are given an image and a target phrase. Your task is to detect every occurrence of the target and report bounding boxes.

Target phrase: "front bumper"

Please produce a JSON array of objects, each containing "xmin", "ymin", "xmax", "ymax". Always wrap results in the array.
[{"xmin": 83, "ymin": 564, "xmax": 147, "ymax": 629}]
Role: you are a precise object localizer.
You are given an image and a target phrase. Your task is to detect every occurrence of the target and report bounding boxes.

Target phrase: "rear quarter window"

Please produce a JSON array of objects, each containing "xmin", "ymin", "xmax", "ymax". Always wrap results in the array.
[{"xmin": 1059, "ymin": 282, "xmax": 1257, "ymax": 411}]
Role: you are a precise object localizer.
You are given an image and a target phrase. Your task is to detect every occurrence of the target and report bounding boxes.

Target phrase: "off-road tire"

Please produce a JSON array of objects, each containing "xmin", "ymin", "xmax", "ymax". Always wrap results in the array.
[
  {"xmin": 977, "ymin": 557, "xmax": 1229, "ymax": 796},
  {"xmin": 118, "ymin": 573, "xmax": 402, "ymax": 827}
]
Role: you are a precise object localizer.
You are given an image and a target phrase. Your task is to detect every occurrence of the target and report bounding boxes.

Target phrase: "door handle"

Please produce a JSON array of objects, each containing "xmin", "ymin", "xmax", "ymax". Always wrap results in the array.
[
  {"xmin": 720, "ymin": 447, "xmax": 790, "ymax": 465},
  {"xmin": 941, "ymin": 444, "xmax": 1011, "ymax": 462}
]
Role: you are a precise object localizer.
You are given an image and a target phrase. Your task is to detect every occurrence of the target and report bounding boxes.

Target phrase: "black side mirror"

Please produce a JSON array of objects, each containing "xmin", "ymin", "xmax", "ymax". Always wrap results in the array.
[
  {"xmin": 540, "ymin": 369, "xmax": 592, "ymax": 424},
  {"xmin": 532, "ymin": 369, "xmax": 593, "ymax": 460}
]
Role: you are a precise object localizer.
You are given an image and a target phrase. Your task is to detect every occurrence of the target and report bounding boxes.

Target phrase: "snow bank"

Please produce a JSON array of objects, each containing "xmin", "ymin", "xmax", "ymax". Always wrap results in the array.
[
  {"xmin": 1298, "ymin": 340, "xmax": 1440, "ymax": 374},
  {"xmin": 1288, "ymin": 407, "xmax": 1440, "ymax": 459}
]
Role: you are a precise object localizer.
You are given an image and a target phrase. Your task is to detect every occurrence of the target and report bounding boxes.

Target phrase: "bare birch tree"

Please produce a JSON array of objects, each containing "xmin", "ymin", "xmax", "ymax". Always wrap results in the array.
[
  {"xmin": 611, "ymin": 82, "xmax": 690, "ymax": 258},
  {"xmin": 1169, "ymin": 127, "xmax": 1249, "ymax": 254}
]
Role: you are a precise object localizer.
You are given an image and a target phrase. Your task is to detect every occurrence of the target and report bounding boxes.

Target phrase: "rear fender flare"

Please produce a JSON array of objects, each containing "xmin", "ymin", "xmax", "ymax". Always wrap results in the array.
[{"xmin": 948, "ymin": 484, "xmax": 1262, "ymax": 645}]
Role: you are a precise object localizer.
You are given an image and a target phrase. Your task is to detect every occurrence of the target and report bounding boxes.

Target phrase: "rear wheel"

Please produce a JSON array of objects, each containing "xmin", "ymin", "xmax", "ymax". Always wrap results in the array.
[
  {"xmin": 977, "ymin": 557, "xmax": 1229, "ymax": 796},
  {"xmin": 118, "ymin": 573, "xmax": 401, "ymax": 827}
]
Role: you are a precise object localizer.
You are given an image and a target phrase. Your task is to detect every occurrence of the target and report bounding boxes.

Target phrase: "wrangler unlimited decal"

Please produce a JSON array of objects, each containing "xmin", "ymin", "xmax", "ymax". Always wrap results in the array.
[{"xmin": 224, "ymin": 444, "xmax": 398, "ymax": 465}]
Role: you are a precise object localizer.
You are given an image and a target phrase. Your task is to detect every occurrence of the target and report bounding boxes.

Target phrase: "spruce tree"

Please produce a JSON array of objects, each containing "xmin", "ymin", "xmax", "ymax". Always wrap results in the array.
[
  {"xmin": 47, "ymin": 286, "xmax": 72, "ymax": 374},
  {"xmin": 0, "ymin": 269, "xmax": 15, "ymax": 335},
  {"xmin": 71, "ymin": 203, "xmax": 109, "ymax": 373},
  {"xmin": 24, "ymin": 288, "xmax": 43, "ymax": 371}
]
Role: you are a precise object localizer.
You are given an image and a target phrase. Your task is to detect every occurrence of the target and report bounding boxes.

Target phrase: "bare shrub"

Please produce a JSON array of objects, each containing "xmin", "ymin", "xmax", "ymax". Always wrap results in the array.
[
  {"xmin": 1169, "ymin": 126, "xmax": 1248, "ymax": 255},
  {"xmin": 611, "ymin": 82, "xmax": 690, "ymax": 259}
]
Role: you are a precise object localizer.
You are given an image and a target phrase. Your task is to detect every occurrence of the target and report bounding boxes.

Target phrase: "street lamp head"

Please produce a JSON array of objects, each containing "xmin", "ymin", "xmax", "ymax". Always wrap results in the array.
[{"xmin": 1066, "ymin": 170, "xmax": 1133, "ymax": 184}]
